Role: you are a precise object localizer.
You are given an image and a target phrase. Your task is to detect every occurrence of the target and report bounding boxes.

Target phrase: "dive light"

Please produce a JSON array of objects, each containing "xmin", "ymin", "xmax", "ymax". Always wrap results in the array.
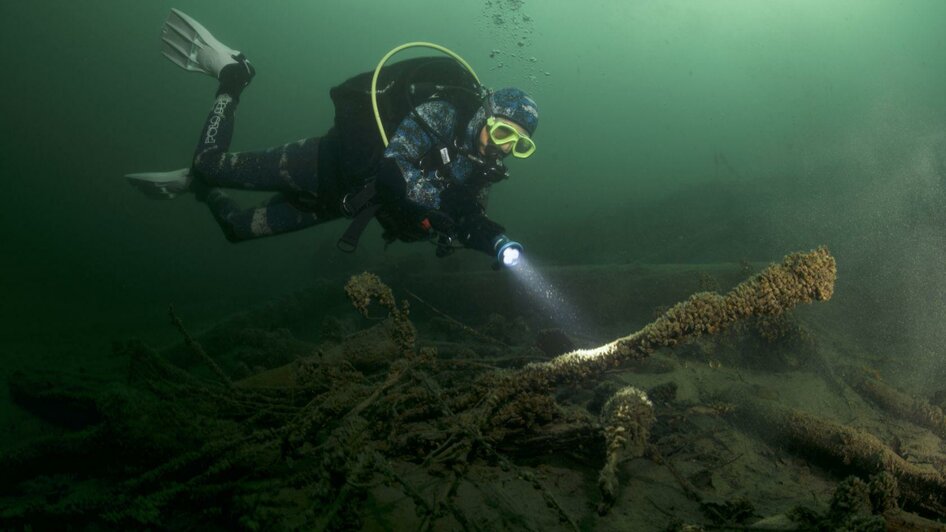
[{"xmin": 492, "ymin": 234, "xmax": 523, "ymax": 268}]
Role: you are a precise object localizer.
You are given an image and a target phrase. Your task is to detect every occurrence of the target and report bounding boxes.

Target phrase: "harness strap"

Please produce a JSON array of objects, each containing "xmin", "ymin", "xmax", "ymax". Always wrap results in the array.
[
  {"xmin": 410, "ymin": 109, "xmax": 463, "ymax": 175},
  {"xmin": 337, "ymin": 204, "xmax": 381, "ymax": 253},
  {"xmin": 337, "ymin": 182, "xmax": 379, "ymax": 253},
  {"xmin": 340, "ymin": 182, "xmax": 377, "ymax": 217}
]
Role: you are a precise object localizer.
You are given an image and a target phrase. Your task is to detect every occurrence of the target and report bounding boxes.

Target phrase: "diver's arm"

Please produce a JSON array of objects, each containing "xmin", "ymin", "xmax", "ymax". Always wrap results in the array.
[
  {"xmin": 458, "ymin": 214, "xmax": 522, "ymax": 269},
  {"xmin": 442, "ymin": 195, "xmax": 505, "ymax": 256},
  {"xmin": 453, "ymin": 208, "xmax": 506, "ymax": 255},
  {"xmin": 439, "ymin": 184, "xmax": 503, "ymax": 254},
  {"xmin": 374, "ymin": 157, "xmax": 433, "ymax": 226},
  {"xmin": 374, "ymin": 100, "xmax": 461, "ymax": 234},
  {"xmin": 381, "ymin": 100, "xmax": 459, "ymax": 207},
  {"xmin": 444, "ymin": 188, "xmax": 521, "ymax": 267}
]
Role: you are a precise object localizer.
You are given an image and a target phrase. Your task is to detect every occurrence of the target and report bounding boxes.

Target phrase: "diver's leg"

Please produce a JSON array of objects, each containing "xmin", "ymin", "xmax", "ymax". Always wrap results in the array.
[
  {"xmin": 191, "ymin": 63, "xmax": 320, "ymax": 195},
  {"xmin": 203, "ymin": 192, "xmax": 323, "ymax": 242},
  {"xmin": 189, "ymin": 61, "xmax": 327, "ymax": 241}
]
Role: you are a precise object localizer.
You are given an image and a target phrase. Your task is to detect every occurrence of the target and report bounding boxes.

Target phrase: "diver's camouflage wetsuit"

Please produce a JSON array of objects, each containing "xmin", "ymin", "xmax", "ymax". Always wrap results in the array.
[{"xmin": 190, "ymin": 62, "xmax": 528, "ymax": 256}]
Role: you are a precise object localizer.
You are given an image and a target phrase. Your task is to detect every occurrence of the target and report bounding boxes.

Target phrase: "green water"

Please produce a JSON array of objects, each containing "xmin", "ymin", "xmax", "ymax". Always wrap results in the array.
[{"xmin": 2, "ymin": 0, "xmax": 946, "ymax": 525}]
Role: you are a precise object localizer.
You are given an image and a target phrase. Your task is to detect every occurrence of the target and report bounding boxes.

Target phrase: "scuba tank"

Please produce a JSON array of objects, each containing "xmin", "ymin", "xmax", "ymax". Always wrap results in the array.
[{"xmin": 329, "ymin": 55, "xmax": 483, "ymax": 182}]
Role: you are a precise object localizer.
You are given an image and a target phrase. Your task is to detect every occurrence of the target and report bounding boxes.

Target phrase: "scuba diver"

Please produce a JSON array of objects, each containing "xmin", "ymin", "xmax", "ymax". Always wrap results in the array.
[{"xmin": 126, "ymin": 9, "xmax": 538, "ymax": 268}]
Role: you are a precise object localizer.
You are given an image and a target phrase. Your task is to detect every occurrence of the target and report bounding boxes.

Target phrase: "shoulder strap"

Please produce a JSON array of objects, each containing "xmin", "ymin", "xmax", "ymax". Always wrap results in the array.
[
  {"xmin": 337, "ymin": 204, "xmax": 381, "ymax": 253},
  {"xmin": 408, "ymin": 106, "xmax": 470, "ymax": 175}
]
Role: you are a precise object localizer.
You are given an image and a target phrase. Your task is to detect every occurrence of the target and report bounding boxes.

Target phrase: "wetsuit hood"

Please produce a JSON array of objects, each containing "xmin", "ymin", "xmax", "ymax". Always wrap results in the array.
[
  {"xmin": 485, "ymin": 87, "xmax": 539, "ymax": 136},
  {"xmin": 463, "ymin": 105, "xmax": 489, "ymax": 152},
  {"xmin": 464, "ymin": 87, "xmax": 539, "ymax": 152}
]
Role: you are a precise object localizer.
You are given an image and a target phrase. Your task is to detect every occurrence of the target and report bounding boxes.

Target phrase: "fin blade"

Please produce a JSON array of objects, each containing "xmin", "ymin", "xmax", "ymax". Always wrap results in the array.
[
  {"xmin": 168, "ymin": 9, "xmax": 216, "ymax": 48},
  {"xmin": 158, "ymin": 9, "xmax": 238, "ymax": 77},
  {"xmin": 125, "ymin": 168, "xmax": 191, "ymax": 200},
  {"xmin": 160, "ymin": 39, "xmax": 192, "ymax": 70},
  {"xmin": 160, "ymin": 38, "xmax": 206, "ymax": 72}
]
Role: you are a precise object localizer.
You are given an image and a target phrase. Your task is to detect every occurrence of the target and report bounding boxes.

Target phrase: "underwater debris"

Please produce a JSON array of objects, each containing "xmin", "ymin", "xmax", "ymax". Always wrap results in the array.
[
  {"xmin": 725, "ymin": 390, "xmax": 946, "ymax": 516},
  {"xmin": 169, "ymin": 304, "xmax": 232, "ymax": 386},
  {"xmin": 749, "ymin": 312, "xmax": 808, "ymax": 346},
  {"xmin": 785, "ymin": 472, "xmax": 912, "ymax": 531},
  {"xmin": 479, "ymin": 247, "xmax": 837, "ymax": 410},
  {"xmin": 597, "ymin": 386, "xmax": 655, "ymax": 515},
  {"xmin": 841, "ymin": 365, "xmax": 946, "ymax": 440},
  {"xmin": 706, "ymin": 310, "xmax": 817, "ymax": 371},
  {"xmin": 345, "ymin": 272, "xmax": 415, "ymax": 357},
  {"xmin": 345, "ymin": 271, "xmax": 396, "ymax": 317},
  {"xmin": 647, "ymin": 381, "xmax": 679, "ymax": 405},
  {"xmin": 699, "ymin": 498, "xmax": 757, "ymax": 527},
  {"xmin": 21, "ymin": 247, "xmax": 946, "ymax": 530}
]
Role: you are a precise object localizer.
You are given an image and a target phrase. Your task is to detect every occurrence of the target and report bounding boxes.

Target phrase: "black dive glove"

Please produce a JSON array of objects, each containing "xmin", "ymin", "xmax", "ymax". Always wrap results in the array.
[
  {"xmin": 457, "ymin": 215, "xmax": 505, "ymax": 255},
  {"xmin": 424, "ymin": 210, "xmax": 456, "ymax": 235}
]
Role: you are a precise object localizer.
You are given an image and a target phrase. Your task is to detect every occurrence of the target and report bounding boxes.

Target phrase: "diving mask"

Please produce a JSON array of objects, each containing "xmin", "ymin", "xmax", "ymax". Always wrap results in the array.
[{"xmin": 486, "ymin": 117, "xmax": 536, "ymax": 159}]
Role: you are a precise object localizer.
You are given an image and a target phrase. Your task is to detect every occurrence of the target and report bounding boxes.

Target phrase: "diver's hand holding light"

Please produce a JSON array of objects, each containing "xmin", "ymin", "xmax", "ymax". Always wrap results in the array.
[{"xmin": 492, "ymin": 234, "xmax": 523, "ymax": 269}]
